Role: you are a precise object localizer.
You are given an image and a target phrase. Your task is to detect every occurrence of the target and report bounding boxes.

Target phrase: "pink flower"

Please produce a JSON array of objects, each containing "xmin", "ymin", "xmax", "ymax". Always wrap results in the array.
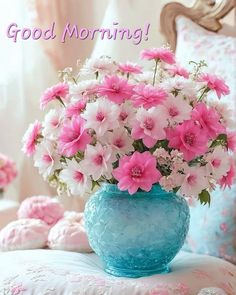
[
  {"xmin": 97, "ymin": 75, "xmax": 133, "ymax": 104},
  {"xmin": 66, "ymin": 99, "xmax": 87, "ymax": 118},
  {"xmin": 131, "ymin": 84, "xmax": 167, "ymax": 109},
  {"xmin": 17, "ymin": 195, "xmax": 64, "ymax": 226},
  {"xmin": 58, "ymin": 116, "xmax": 91, "ymax": 157},
  {"xmin": 227, "ymin": 132, "xmax": 236, "ymax": 152},
  {"xmin": 141, "ymin": 48, "xmax": 175, "ymax": 64},
  {"xmin": 0, "ymin": 154, "xmax": 17, "ymax": 190},
  {"xmin": 22, "ymin": 120, "xmax": 42, "ymax": 157},
  {"xmin": 113, "ymin": 151, "xmax": 161, "ymax": 194},
  {"xmin": 40, "ymin": 83, "xmax": 69, "ymax": 109},
  {"xmin": 205, "ymin": 147, "xmax": 230, "ymax": 179},
  {"xmin": 199, "ymin": 73, "xmax": 230, "ymax": 98},
  {"xmin": 218, "ymin": 159, "xmax": 235, "ymax": 189},
  {"xmin": 160, "ymin": 94, "xmax": 192, "ymax": 125},
  {"xmin": 166, "ymin": 121, "xmax": 209, "ymax": 161},
  {"xmin": 106, "ymin": 128, "xmax": 134, "ymax": 155},
  {"xmin": 132, "ymin": 108, "xmax": 166, "ymax": 148},
  {"xmin": 118, "ymin": 62, "xmax": 142, "ymax": 74},
  {"xmin": 191, "ymin": 103, "xmax": 225, "ymax": 139},
  {"xmin": 167, "ymin": 64, "xmax": 189, "ymax": 79}
]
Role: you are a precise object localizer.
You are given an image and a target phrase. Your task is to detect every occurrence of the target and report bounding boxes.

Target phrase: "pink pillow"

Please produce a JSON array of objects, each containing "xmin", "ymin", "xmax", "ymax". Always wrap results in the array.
[
  {"xmin": 17, "ymin": 195, "xmax": 64, "ymax": 226},
  {"xmin": 0, "ymin": 219, "xmax": 49, "ymax": 251},
  {"xmin": 48, "ymin": 212, "xmax": 92, "ymax": 253}
]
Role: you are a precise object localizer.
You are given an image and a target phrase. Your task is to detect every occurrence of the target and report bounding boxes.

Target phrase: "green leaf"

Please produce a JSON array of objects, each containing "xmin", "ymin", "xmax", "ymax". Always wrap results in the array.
[
  {"xmin": 210, "ymin": 134, "xmax": 227, "ymax": 148},
  {"xmin": 198, "ymin": 189, "xmax": 211, "ymax": 206}
]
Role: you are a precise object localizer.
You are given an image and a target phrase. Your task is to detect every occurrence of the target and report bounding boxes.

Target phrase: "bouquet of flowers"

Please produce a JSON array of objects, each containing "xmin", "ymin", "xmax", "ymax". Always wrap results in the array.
[
  {"xmin": 0, "ymin": 153, "xmax": 17, "ymax": 197},
  {"xmin": 22, "ymin": 47, "xmax": 235, "ymax": 204}
]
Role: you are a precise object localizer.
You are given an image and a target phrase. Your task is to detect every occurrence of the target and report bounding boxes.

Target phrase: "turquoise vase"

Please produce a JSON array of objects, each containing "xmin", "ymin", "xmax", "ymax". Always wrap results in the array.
[{"xmin": 84, "ymin": 183, "xmax": 190, "ymax": 278}]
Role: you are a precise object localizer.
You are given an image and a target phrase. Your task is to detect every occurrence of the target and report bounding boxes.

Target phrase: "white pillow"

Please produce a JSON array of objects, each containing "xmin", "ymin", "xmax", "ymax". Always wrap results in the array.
[{"xmin": 176, "ymin": 17, "xmax": 236, "ymax": 112}]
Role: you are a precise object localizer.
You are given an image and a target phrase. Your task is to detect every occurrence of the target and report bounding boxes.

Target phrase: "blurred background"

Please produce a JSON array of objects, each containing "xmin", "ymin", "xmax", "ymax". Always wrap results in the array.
[{"xmin": 0, "ymin": 0, "xmax": 235, "ymax": 204}]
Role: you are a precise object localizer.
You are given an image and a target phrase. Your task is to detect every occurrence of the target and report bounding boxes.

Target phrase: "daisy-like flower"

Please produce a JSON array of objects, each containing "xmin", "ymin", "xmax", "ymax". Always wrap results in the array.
[
  {"xmin": 191, "ymin": 103, "xmax": 225, "ymax": 139},
  {"xmin": 80, "ymin": 143, "xmax": 115, "ymax": 181},
  {"xmin": 131, "ymin": 107, "xmax": 167, "ymax": 148},
  {"xmin": 40, "ymin": 83, "xmax": 69, "ymax": 109},
  {"xmin": 118, "ymin": 62, "xmax": 142, "ymax": 74},
  {"xmin": 179, "ymin": 166, "xmax": 209, "ymax": 198},
  {"xmin": 42, "ymin": 109, "xmax": 64, "ymax": 140},
  {"xmin": 140, "ymin": 48, "xmax": 175, "ymax": 64},
  {"xmin": 34, "ymin": 140, "xmax": 61, "ymax": 179},
  {"xmin": 118, "ymin": 101, "xmax": 136, "ymax": 127},
  {"xmin": 60, "ymin": 159, "xmax": 92, "ymax": 195},
  {"xmin": 166, "ymin": 120, "xmax": 209, "ymax": 161},
  {"xmin": 218, "ymin": 159, "xmax": 235, "ymax": 189},
  {"xmin": 105, "ymin": 128, "xmax": 134, "ymax": 156},
  {"xmin": 112, "ymin": 151, "xmax": 161, "ymax": 194},
  {"xmin": 80, "ymin": 57, "xmax": 117, "ymax": 76},
  {"xmin": 22, "ymin": 120, "xmax": 42, "ymax": 157},
  {"xmin": 65, "ymin": 99, "xmax": 87, "ymax": 118},
  {"xmin": 199, "ymin": 73, "xmax": 230, "ymax": 98},
  {"xmin": 166, "ymin": 64, "xmax": 189, "ymax": 79},
  {"xmin": 97, "ymin": 75, "xmax": 134, "ymax": 104},
  {"xmin": 205, "ymin": 147, "xmax": 231, "ymax": 179},
  {"xmin": 69, "ymin": 80, "xmax": 97, "ymax": 101},
  {"xmin": 131, "ymin": 84, "xmax": 167, "ymax": 109},
  {"xmin": 81, "ymin": 97, "xmax": 119, "ymax": 136},
  {"xmin": 159, "ymin": 94, "xmax": 192, "ymax": 125},
  {"xmin": 58, "ymin": 116, "xmax": 91, "ymax": 157}
]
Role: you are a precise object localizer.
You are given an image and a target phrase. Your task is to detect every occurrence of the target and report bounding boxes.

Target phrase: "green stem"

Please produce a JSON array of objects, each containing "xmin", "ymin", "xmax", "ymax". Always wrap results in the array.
[
  {"xmin": 152, "ymin": 59, "xmax": 159, "ymax": 86},
  {"xmin": 56, "ymin": 96, "xmax": 66, "ymax": 107}
]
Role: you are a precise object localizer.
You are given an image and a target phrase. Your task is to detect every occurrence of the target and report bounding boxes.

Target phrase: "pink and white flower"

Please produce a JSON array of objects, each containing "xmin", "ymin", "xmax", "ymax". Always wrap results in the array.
[
  {"xmin": 131, "ymin": 84, "xmax": 167, "ymax": 109},
  {"xmin": 40, "ymin": 83, "xmax": 69, "ymax": 109},
  {"xmin": 60, "ymin": 159, "xmax": 92, "ymax": 195},
  {"xmin": 160, "ymin": 94, "xmax": 192, "ymax": 125},
  {"xmin": 0, "ymin": 154, "xmax": 17, "ymax": 190},
  {"xmin": 199, "ymin": 73, "xmax": 230, "ymax": 98},
  {"xmin": 42, "ymin": 109, "xmax": 64, "ymax": 140},
  {"xmin": 80, "ymin": 143, "xmax": 115, "ymax": 181},
  {"xmin": 119, "ymin": 62, "xmax": 142, "ymax": 74},
  {"xmin": 218, "ymin": 159, "xmax": 235, "ymax": 189},
  {"xmin": 113, "ymin": 151, "xmax": 161, "ymax": 194},
  {"xmin": 80, "ymin": 57, "xmax": 117, "ymax": 76},
  {"xmin": 58, "ymin": 116, "xmax": 91, "ymax": 157},
  {"xmin": 106, "ymin": 128, "xmax": 134, "ymax": 156},
  {"xmin": 34, "ymin": 140, "xmax": 61, "ymax": 179},
  {"xmin": 166, "ymin": 121, "xmax": 209, "ymax": 161},
  {"xmin": 141, "ymin": 48, "xmax": 175, "ymax": 64},
  {"xmin": 191, "ymin": 103, "xmax": 225, "ymax": 139},
  {"xmin": 97, "ymin": 75, "xmax": 134, "ymax": 104},
  {"xmin": 69, "ymin": 80, "xmax": 97, "ymax": 100},
  {"xmin": 81, "ymin": 98, "xmax": 119, "ymax": 136},
  {"xmin": 132, "ymin": 107, "xmax": 167, "ymax": 148},
  {"xmin": 179, "ymin": 166, "xmax": 209, "ymax": 198},
  {"xmin": 118, "ymin": 101, "xmax": 136, "ymax": 127},
  {"xmin": 22, "ymin": 120, "xmax": 42, "ymax": 157},
  {"xmin": 205, "ymin": 147, "xmax": 231, "ymax": 179},
  {"xmin": 167, "ymin": 64, "xmax": 189, "ymax": 79},
  {"xmin": 65, "ymin": 99, "xmax": 87, "ymax": 118}
]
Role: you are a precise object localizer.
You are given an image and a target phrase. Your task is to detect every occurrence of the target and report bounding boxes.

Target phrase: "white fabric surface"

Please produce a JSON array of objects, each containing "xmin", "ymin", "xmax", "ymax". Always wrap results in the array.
[{"xmin": 0, "ymin": 249, "xmax": 235, "ymax": 294}]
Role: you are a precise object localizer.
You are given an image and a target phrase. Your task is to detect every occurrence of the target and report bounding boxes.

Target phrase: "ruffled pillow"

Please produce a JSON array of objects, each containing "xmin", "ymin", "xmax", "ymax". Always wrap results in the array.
[
  {"xmin": 17, "ymin": 195, "xmax": 64, "ymax": 226},
  {"xmin": 0, "ymin": 219, "xmax": 49, "ymax": 251},
  {"xmin": 48, "ymin": 212, "xmax": 92, "ymax": 253}
]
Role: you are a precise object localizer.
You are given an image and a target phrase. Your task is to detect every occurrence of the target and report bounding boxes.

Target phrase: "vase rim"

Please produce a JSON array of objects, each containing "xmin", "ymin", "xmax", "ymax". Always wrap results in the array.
[{"xmin": 100, "ymin": 183, "xmax": 168, "ymax": 196}]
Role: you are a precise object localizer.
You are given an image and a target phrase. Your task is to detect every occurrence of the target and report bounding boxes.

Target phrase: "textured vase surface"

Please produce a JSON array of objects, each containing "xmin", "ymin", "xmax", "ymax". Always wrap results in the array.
[{"xmin": 84, "ymin": 183, "xmax": 190, "ymax": 278}]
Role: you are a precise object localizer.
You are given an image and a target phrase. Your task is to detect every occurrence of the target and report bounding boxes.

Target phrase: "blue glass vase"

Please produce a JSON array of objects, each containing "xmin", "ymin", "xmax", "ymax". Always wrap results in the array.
[{"xmin": 84, "ymin": 183, "xmax": 190, "ymax": 278}]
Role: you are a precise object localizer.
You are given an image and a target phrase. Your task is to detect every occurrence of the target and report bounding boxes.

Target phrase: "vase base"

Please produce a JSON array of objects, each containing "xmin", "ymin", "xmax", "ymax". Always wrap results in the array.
[{"xmin": 104, "ymin": 264, "xmax": 170, "ymax": 278}]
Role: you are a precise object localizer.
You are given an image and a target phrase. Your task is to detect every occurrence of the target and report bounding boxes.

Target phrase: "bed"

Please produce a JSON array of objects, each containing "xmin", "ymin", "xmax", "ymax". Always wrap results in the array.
[{"xmin": 0, "ymin": 0, "xmax": 236, "ymax": 294}]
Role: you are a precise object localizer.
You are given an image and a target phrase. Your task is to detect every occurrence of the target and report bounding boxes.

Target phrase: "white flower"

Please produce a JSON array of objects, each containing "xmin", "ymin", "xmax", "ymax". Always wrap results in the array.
[
  {"xmin": 80, "ymin": 57, "xmax": 118, "ymax": 76},
  {"xmin": 205, "ymin": 147, "xmax": 231, "ymax": 179},
  {"xmin": 81, "ymin": 97, "xmax": 119, "ymax": 136},
  {"xmin": 159, "ymin": 94, "xmax": 192, "ymax": 125},
  {"xmin": 104, "ymin": 128, "xmax": 134, "ymax": 156},
  {"xmin": 60, "ymin": 159, "xmax": 92, "ymax": 195},
  {"xmin": 118, "ymin": 101, "xmax": 136, "ymax": 127},
  {"xmin": 80, "ymin": 143, "xmax": 116, "ymax": 181},
  {"xmin": 42, "ymin": 109, "xmax": 64, "ymax": 140},
  {"xmin": 179, "ymin": 166, "xmax": 209, "ymax": 198},
  {"xmin": 34, "ymin": 140, "xmax": 61, "ymax": 179},
  {"xmin": 69, "ymin": 79, "xmax": 97, "ymax": 101},
  {"xmin": 136, "ymin": 71, "xmax": 153, "ymax": 84}
]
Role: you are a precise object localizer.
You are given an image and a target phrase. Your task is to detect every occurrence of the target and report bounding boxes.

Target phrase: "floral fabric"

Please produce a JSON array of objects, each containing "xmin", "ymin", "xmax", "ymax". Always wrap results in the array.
[{"xmin": 0, "ymin": 250, "xmax": 235, "ymax": 295}]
